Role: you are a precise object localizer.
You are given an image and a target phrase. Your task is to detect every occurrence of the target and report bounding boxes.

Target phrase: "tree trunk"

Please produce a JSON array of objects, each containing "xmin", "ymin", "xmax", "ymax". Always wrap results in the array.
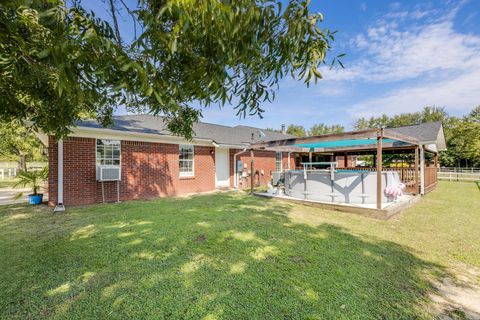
[{"xmin": 18, "ymin": 155, "xmax": 27, "ymax": 172}]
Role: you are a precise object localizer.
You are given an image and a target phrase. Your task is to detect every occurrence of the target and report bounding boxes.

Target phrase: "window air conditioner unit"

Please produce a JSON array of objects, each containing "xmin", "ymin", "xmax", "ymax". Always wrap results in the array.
[{"xmin": 96, "ymin": 166, "xmax": 121, "ymax": 181}]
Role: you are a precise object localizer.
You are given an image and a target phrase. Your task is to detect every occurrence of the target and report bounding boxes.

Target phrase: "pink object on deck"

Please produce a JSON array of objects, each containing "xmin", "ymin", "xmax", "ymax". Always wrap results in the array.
[{"xmin": 385, "ymin": 183, "xmax": 406, "ymax": 198}]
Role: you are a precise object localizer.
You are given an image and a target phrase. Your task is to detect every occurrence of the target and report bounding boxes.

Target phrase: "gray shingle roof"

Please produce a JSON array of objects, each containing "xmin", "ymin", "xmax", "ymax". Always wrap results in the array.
[
  {"xmin": 388, "ymin": 121, "xmax": 446, "ymax": 150},
  {"xmin": 76, "ymin": 115, "xmax": 294, "ymax": 146},
  {"xmin": 388, "ymin": 121, "xmax": 442, "ymax": 142}
]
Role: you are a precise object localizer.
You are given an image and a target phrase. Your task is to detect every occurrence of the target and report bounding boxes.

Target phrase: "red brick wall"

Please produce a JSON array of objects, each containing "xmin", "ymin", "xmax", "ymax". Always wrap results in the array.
[
  {"xmin": 335, "ymin": 155, "xmax": 357, "ymax": 168},
  {"xmin": 48, "ymin": 136, "xmax": 96, "ymax": 206},
  {"xmin": 48, "ymin": 137, "xmax": 215, "ymax": 206},
  {"xmin": 229, "ymin": 150, "xmax": 296, "ymax": 189}
]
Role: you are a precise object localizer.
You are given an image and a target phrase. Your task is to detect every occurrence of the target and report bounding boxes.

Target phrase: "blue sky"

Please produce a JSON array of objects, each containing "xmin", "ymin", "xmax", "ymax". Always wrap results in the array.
[{"xmin": 81, "ymin": 0, "xmax": 480, "ymax": 130}]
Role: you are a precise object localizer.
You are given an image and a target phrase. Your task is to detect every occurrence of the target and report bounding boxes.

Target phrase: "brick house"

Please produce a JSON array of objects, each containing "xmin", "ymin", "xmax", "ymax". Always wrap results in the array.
[{"xmin": 41, "ymin": 115, "xmax": 299, "ymax": 209}]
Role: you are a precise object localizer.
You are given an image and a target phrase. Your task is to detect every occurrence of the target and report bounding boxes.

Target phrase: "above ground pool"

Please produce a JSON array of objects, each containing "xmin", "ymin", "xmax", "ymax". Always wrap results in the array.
[{"xmin": 284, "ymin": 170, "xmax": 402, "ymax": 205}]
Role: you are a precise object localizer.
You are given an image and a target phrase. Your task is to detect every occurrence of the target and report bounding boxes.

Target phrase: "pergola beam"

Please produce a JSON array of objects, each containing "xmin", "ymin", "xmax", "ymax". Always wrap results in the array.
[
  {"xmin": 332, "ymin": 146, "xmax": 417, "ymax": 156},
  {"xmin": 251, "ymin": 129, "xmax": 378, "ymax": 149},
  {"xmin": 307, "ymin": 142, "xmax": 411, "ymax": 153},
  {"xmin": 383, "ymin": 129, "xmax": 420, "ymax": 145},
  {"xmin": 251, "ymin": 128, "xmax": 419, "ymax": 153},
  {"xmin": 254, "ymin": 143, "xmax": 416, "ymax": 154},
  {"xmin": 254, "ymin": 146, "xmax": 307, "ymax": 152}
]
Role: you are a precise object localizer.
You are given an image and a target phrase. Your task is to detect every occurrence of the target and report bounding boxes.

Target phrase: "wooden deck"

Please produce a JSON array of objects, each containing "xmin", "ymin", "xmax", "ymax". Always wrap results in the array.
[{"xmin": 254, "ymin": 192, "xmax": 422, "ymax": 220}]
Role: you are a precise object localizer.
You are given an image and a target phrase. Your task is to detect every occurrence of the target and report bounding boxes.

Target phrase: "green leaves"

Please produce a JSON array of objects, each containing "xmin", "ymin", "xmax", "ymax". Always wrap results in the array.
[
  {"xmin": 284, "ymin": 123, "xmax": 345, "ymax": 137},
  {"xmin": 1, "ymin": 0, "xmax": 341, "ymax": 139},
  {"xmin": 286, "ymin": 125, "xmax": 307, "ymax": 137},
  {"xmin": 37, "ymin": 49, "xmax": 50, "ymax": 59},
  {"xmin": 13, "ymin": 167, "xmax": 48, "ymax": 195},
  {"xmin": 309, "ymin": 123, "xmax": 344, "ymax": 136}
]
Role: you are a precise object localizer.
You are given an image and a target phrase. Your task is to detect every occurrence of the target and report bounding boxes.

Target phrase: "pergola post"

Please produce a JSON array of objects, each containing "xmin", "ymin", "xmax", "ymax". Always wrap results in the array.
[
  {"xmin": 414, "ymin": 147, "xmax": 419, "ymax": 194},
  {"xmin": 376, "ymin": 128, "xmax": 383, "ymax": 210},
  {"xmin": 420, "ymin": 145, "xmax": 425, "ymax": 195},
  {"xmin": 344, "ymin": 153, "xmax": 348, "ymax": 168}
]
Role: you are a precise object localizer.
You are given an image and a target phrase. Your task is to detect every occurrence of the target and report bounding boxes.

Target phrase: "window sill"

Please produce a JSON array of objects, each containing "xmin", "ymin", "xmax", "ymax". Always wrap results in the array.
[{"xmin": 179, "ymin": 174, "xmax": 195, "ymax": 180}]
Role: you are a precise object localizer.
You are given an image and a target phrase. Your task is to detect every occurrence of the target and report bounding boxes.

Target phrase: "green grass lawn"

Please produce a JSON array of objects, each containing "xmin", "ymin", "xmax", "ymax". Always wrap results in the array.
[{"xmin": 0, "ymin": 181, "xmax": 479, "ymax": 319}]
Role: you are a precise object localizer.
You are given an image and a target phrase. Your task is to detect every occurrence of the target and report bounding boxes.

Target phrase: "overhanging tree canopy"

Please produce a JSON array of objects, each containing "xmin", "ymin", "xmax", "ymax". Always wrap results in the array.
[{"xmin": 0, "ymin": 0, "xmax": 341, "ymax": 139}]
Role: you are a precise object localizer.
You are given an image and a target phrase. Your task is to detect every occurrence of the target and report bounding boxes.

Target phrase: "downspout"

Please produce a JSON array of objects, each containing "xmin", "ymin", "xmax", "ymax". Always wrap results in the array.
[
  {"xmin": 54, "ymin": 139, "xmax": 65, "ymax": 212},
  {"xmin": 250, "ymin": 149, "xmax": 255, "ymax": 193},
  {"xmin": 233, "ymin": 148, "xmax": 248, "ymax": 188}
]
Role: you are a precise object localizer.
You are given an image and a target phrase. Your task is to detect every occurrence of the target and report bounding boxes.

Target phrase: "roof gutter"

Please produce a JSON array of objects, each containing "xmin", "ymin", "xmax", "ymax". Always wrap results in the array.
[
  {"xmin": 212, "ymin": 142, "xmax": 249, "ymax": 149},
  {"xmin": 70, "ymin": 126, "xmax": 214, "ymax": 144}
]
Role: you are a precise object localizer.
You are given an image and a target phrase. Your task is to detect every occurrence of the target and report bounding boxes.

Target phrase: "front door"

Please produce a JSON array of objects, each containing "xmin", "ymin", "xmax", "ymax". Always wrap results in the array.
[{"xmin": 215, "ymin": 148, "xmax": 230, "ymax": 188}]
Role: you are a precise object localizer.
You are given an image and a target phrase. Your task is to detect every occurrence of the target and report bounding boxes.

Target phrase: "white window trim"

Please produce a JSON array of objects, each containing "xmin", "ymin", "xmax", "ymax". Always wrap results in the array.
[
  {"xmin": 275, "ymin": 151, "xmax": 282, "ymax": 172},
  {"xmin": 179, "ymin": 144, "xmax": 195, "ymax": 177},
  {"xmin": 96, "ymin": 139, "xmax": 122, "ymax": 168}
]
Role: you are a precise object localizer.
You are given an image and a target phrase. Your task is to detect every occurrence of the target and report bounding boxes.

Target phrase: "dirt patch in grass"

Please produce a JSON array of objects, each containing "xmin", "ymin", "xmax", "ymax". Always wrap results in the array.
[
  {"xmin": 195, "ymin": 234, "xmax": 206, "ymax": 243},
  {"xmin": 429, "ymin": 263, "xmax": 480, "ymax": 319},
  {"xmin": 291, "ymin": 255, "xmax": 306, "ymax": 264}
]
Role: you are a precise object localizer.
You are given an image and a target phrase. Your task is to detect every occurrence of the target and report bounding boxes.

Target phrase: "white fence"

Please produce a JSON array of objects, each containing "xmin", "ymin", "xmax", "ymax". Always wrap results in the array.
[
  {"xmin": 0, "ymin": 168, "xmax": 17, "ymax": 180},
  {"xmin": 439, "ymin": 167, "xmax": 480, "ymax": 173},
  {"xmin": 437, "ymin": 171, "xmax": 480, "ymax": 182},
  {"xmin": 0, "ymin": 162, "xmax": 47, "ymax": 180}
]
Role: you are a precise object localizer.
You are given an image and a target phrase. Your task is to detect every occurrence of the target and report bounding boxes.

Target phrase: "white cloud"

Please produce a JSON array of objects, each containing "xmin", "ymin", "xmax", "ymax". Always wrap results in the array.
[
  {"xmin": 318, "ymin": 1, "xmax": 480, "ymax": 117},
  {"xmin": 324, "ymin": 2, "xmax": 480, "ymax": 83},
  {"xmin": 327, "ymin": 22, "xmax": 480, "ymax": 82},
  {"xmin": 347, "ymin": 66, "xmax": 480, "ymax": 118},
  {"xmin": 389, "ymin": 2, "xmax": 401, "ymax": 10},
  {"xmin": 360, "ymin": 2, "xmax": 367, "ymax": 12},
  {"xmin": 316, "ymin": 82, "xmax": 346, "ymax": 97}
]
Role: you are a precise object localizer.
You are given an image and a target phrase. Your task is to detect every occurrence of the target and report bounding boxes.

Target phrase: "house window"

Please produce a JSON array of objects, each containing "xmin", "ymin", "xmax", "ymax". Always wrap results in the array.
[
  {"xmin": 179, "ymin": 145, "xmax": 194, "ymax": 177},
  {"xmin": 96, "ymin": 140, "xmax": 121, "ymax": 166},
  {"xmin": 275, "ymin": 151, "xmax": 282, "ymax": 172}
]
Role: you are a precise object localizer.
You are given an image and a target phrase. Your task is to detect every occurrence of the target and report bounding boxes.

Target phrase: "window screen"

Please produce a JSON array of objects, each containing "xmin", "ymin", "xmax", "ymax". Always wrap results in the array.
[
  {"xmin": 96, "ymin": 140, "xmax": 121, "ymax": 166},
  {"xmin": 179, "ymin": 145, "xmax": 194, "ymax": 176}
]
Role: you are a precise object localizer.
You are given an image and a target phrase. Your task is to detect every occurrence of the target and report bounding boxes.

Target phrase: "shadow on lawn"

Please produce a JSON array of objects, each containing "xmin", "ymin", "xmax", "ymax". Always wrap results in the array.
[{"xmin": 0, "ymin": 193, "xmax": 452, "ymax": 319}]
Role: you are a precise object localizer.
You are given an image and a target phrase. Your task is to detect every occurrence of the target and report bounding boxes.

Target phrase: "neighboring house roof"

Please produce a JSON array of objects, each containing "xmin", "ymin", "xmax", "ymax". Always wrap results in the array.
[
  {"xmin": 75, "ymin": 115, "xmax": 294, "ymax": 147},
  {"xmin": 387, "ymin": 121, "xmax": 447, "ymax": 151}
]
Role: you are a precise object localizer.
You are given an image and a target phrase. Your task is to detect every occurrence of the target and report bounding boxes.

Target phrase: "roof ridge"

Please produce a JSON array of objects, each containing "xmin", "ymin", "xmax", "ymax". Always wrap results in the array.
[
  {"xmin": 113, "ymin": 114, "xmax": 238, "ymax": 129},
  {"xmin": 86, "ymin": 114, "xmax": 293, "ymax": 138},
  {"xmin": 234, "ymin": 125, "xmax": 276, "ymax": 131}
]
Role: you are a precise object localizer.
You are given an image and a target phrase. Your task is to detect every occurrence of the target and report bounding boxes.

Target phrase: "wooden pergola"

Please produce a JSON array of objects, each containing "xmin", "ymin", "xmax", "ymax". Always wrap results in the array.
[{"xmin": 251, "ymin": 128, "xmax": 439, "ymax": 210}]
